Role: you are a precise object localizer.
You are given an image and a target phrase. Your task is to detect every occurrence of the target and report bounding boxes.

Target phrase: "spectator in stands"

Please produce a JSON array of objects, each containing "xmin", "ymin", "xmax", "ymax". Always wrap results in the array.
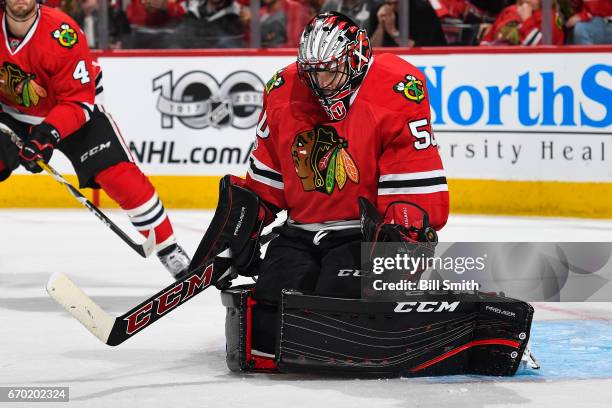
[
  {"xmin": 174, "ymin": 0, "xmax": 245, "ymax": 48},
  {"xmin": 371, "ymin": 0, "xmax": 447, "ymax": 46},
  {"xmin": 126, "ymin": 0, "xmax": 186, "ymax": 48},
  {"xmin": 285, "ymin": 0, "xmax": 322, "ymax": 46},
  {"xmin": 480, "ymin": 0, "xmax": 564, "ymax": 45},
  {"xmin": 259, "ymin": 0, "xmax": 288, "ymax": 47},
  {"xmin": 45, "ymin": 0, "xmax": 81, "ymax": 15},
  {"xmin": 127, "ymin": 0, "xmax": 186, "ymax": 27},
  {"xmin": 430, "ymin": 0, "xmax": 495, "ymax": 45},
  {"xmin": 71, "ymin": 0, "xmax": 131, "ymax": 49},
  {"xmin": 562, "ymin": 0, "xmax": 611, "ymax": 44},
  {"xmin": 240, "ymin": 0, "xmax": 317, "ymax": 47},
  {"xmin": 430, "ymin": 0, "xmax": 492, "ymax": 23},
  {"xmin": 469, "ymin": 0, "xmax": 514, "ymax": 16},
  {"xmin": 320, "ymin": 0, "xmax": 378, "ymax": 34}
]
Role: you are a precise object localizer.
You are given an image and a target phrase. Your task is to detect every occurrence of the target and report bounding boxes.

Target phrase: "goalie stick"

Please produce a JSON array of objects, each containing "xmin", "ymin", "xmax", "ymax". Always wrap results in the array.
[
  {"xmin": 47, "ymin": 249, "xmax": 233, "ymax": 346},
  {"xmin": 46, "ymin": 233, "xmax": 276, "ymax": 346},
  {"xmin": 0, "ymin": 122, "xmax": 155, "ymax": 258}
]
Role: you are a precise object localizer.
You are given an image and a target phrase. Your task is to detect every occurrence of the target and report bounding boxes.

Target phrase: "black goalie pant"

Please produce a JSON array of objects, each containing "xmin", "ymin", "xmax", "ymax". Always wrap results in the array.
[{"xmin": 252, "ymin": 224, "xmax": 363, "ymax": 354}]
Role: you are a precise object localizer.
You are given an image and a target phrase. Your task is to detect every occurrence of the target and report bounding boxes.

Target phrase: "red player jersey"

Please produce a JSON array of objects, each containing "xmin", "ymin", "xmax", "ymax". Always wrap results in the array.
[
  {"xmin": 481, "ymin": 5, "xmax": 564, "ymax": 45},
  {"xmin": 0, "ymin": 5, "xmax": 98, "ymax": 138},
  {"xmin": 245, "ymin": 53, "xmax": 449, "ymax": 230}
]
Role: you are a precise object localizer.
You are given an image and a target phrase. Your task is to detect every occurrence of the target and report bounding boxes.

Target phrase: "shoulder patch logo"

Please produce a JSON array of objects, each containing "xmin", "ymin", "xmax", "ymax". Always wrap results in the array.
[
  {"xmin": 265, "ymin": 68, "xmax": 285, "ymax": 95},
  {"xmin": 393, "ymin": 74, "xmax": 425, "ymax": 104},
  {"xmin": 291, "ymin": 125, "xmax": 359, "ymax": 195},
  {"xmin": 51, "ymin": 23, "xmax": 78, "ymax": 48}
]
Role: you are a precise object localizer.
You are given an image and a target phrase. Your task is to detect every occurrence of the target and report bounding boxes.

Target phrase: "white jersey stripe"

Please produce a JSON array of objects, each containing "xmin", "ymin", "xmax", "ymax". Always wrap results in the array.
[
  {"xmin": 379, "ymin": 169, "xmax": 446, "ymax": 182},
  {"xmin": 247, "ymin": 167, "xmax": 284, "ymax": 189},
  {"xmin": 378, "ymin": 184, "xmax": 449, "ymax": 195},
  {"xmin": 100, "ymin": 109, "xmax": 134, "ymax": 162}
]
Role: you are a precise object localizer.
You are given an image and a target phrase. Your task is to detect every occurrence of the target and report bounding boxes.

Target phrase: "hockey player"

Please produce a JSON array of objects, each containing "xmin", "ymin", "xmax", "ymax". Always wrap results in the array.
[
  {"xmin": 191, "ymin": 11, "xmax": 449, "ymax": 353},
  {"xmin": 183, "ymin": 11, "xmax": 534, "ymax": 376},
  {"xmin": 248, "ymin": 11, "xmax": 450, "ymax": 355},
  {"xmin": 0, "ymin": 0, "xmax": 191, "ymax": 279}
]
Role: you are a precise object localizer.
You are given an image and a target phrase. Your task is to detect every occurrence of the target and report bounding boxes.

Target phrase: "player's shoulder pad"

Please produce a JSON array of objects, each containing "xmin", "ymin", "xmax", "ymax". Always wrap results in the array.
[
  {"xmin": 262, "ymin": 63, "xmax": 312, "ymax": 110},
  {"xmin": 362, "ymin": 53, "xmax": 429, "ymax": 115},
  {"xmin": 40, "ymin": 5, "xmax": 85, "ymax": 52}
]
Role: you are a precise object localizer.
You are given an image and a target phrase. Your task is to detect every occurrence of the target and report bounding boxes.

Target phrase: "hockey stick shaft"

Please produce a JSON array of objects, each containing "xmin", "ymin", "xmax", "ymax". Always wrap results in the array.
[
  {"xmin": 0, "ymin": 122, "xmax": 155, "ymax": 258},
  {"xmin": 47, "ymin": 234, "xmax": 277, "ymax": 346},
  {"xmin": 47, "ymin": 249, "xmax": 232, "ymax": 346}
]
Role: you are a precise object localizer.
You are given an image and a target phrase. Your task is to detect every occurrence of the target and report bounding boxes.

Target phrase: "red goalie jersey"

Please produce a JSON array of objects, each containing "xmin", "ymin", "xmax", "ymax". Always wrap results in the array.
[
  {"xmin": 0, "ymin": 5, "xmax": 98, "ymax": 138},
  {"xmin": 245, "ymin": 53, "xmax": 449, "ymax": 230}
]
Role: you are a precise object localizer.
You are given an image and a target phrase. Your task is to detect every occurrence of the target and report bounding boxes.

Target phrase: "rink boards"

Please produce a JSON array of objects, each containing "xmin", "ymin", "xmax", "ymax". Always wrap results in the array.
[{"xmin": 1, "ymin": 47, "xmax": 611, "ymax": 217}]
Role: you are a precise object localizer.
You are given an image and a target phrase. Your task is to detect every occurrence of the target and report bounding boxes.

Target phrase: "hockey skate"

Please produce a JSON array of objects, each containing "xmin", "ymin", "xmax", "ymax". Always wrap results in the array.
[
  {"xmin": 520, "ymin": 345, "xmax": 541, "ymax": 370},
  {"xmin": 157, "ymin": 244, "xmax": 191, "ymax": 280}
]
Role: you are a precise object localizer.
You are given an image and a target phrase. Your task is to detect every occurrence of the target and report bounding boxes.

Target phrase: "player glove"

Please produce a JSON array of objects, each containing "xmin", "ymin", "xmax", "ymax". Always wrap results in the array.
[
  {"xmin": 190, "ymin": 175, "xmax": 279, "ymax": 290},
  {"xmin": 18, "ymin": 123, "xmax": 61, "ymax": 173},
  {"xmin": 360, "ymin": 197, "xmax": 438, "ymax": 244},
  {"xmin": 360, "ymin": 197, "xmax": 437, "ymax": 278}
]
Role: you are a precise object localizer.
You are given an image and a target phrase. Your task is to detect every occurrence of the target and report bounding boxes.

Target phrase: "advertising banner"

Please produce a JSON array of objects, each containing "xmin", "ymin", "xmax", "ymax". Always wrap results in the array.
[
  {"xmin": 4, "ymin": 49, "xmax": 610, "ymax": 213},
  {"xmin": 93, "ymin": 52, "xmax": 611, "ymax": 181}
]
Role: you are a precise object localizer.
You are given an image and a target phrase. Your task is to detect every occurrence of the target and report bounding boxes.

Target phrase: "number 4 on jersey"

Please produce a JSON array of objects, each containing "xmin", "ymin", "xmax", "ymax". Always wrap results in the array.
[
  {"xmin": 73, "ymin": 60, "xmax": 90, "ymax": 84},
  {"xmin": 408, "ymin": 119, "xmax": 437, "ymax": 150}
]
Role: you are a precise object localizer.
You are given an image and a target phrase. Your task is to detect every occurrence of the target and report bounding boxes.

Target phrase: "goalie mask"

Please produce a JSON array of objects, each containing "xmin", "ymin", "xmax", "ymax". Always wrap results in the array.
[{"xmin": 297, "ymin": 12, "xmax": 372, "ymax": 121}]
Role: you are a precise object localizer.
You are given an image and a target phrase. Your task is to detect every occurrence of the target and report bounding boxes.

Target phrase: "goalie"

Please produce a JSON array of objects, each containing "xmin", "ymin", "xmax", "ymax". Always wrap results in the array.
[{"xmin": 192, "ymin": 12, "xmax": 534, "ymax": 377}]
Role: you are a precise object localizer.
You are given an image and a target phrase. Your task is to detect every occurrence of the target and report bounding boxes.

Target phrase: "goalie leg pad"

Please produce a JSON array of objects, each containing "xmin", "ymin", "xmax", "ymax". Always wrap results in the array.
[
  {"xmin": 220, "ymin": 284, "xmax": 277, "ymax": 372},
  {"xmin": 276, "ymin": 290, "xmax": 534, "ymax": 377}
]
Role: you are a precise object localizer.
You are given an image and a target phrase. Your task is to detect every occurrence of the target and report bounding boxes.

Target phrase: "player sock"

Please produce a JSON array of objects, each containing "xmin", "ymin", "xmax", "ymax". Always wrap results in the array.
[{"xmin": 94, "ymin": 162, "xmax": 175, "ymax": 249}]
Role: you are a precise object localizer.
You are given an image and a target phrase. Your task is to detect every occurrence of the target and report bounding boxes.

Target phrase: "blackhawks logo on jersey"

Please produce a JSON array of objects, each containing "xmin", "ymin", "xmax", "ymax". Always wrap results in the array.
[
  {"xmin": 52, "ymin": 23, "xmax": 78, "ymax": 48},
  {"xmin": 265, "ymin": 69, "xmax": 285, "ymax": 94},
  {"xmin": 393, "ymin": 74, "xmax": 425, "ymax": 104},
  {"xmin": 291, "ymin": 125, "xmax": 359, "ymax": 195},
  {"xmin": 0, "ymin": 63, "xmax": 48, "ymax": 108}
]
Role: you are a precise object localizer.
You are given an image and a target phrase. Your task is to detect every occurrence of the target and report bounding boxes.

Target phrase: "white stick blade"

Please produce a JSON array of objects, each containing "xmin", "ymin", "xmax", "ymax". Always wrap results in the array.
[{"xmin": 46, "ymin": 272, "xmax": 115, "ymax": 344}]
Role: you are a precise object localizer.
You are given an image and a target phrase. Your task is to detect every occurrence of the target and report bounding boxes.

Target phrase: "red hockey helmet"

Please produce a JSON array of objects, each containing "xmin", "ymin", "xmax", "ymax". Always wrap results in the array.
[{"xmin": 297, "ymin": 12, "xmax": 372, "ymax": 121}]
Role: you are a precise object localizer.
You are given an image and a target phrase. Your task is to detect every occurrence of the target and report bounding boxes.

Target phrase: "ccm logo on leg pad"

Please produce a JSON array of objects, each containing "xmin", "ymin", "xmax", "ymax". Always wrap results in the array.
[{"xmin": 394, "ymin": 301, "xmax": 460, "ymax": 313}]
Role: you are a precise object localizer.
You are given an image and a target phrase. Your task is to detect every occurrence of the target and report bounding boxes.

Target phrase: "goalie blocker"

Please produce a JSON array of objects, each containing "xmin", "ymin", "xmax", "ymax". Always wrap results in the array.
[
  {"xmin": 221, "ymin": 285, "xmax": 534, "ymax": 377},
  {"xmin": 189, "ymin": 175, "xmax": 278, "ymax": 287}
]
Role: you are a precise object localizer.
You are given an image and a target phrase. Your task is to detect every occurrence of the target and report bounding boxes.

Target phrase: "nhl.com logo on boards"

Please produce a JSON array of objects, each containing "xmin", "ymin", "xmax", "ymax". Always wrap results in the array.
[{"xmin": 152, "ymin": 70, "xmax": 264, "ymax": 130}]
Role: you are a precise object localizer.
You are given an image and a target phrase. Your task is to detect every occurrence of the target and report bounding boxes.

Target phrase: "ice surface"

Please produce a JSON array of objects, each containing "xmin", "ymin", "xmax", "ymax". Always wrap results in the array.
[{"xmin": 1, "ymin": 210, "xmax": 612, "ymax": 407}]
